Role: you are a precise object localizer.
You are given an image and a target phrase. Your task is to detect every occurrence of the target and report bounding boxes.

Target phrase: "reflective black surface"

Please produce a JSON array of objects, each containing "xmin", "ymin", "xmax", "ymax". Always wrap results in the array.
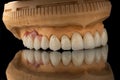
[{"xmin": 0, "ymin": 0, "xmax": 120, "ymax": 80}]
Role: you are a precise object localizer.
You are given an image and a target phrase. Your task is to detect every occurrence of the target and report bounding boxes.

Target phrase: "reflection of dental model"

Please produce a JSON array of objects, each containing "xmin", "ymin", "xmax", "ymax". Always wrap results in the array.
[
  {"xmin": 6, "ymin": 46, "xmax": 114, "ymax": 80},
  {"xmin": 2, "ymin": 0, "xmax": 111, "ymax": 51}
]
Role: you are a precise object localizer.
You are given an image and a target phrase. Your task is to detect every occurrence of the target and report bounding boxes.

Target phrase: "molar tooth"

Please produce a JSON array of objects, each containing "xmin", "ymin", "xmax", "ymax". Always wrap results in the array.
[
  {"xmin": 62, "ymin": 51, "xmax": 71, "ymax": 66},
  {"xmin": 41, "ymin": 36, "xmax": 49, "ymax": 50},
  {"xmin": 34, "ymin": 36, "xmax": 41, "ymax": 50},
  {"xmin": 101, "ymin": 29, "xmax": 108, "ymax": 46},
  {"xmin": 72, "ymin": 51, "xmax": 84, "ymax": 67},
  {"xmin": 71, "ymin": 32, "xmax": 84, "ymax": 50},
  {"xmin": 61, "ymin": 35, "xmax": 71, "ymax": 50},
  {"xmin": 41, "ymin": 51, "xmax": 49, "ymax": 65},
  {"xmin": 49, "ymin": 35, "xmax": 61, "ymax": 51},
  {"xmin": 50, "ymin": 52, "xmax": 61, "ymax": 67},
  {"xmin": 94, "ymin": 32, "xmax": 101, "ymax": 47},
  {"xmin": 95, "ymin": 48, "xmax": 102, "ymax": 63},
  {"xmin": 85, "ymin": 49, "xmax": 95, "ymax": 64},
  {"xmin": 34, "ymin": 51, "xmax": 41, "ymax": 64},
  {"xmin": 101, "ymin": 45, "xmax": 108, "ymax": 62},
  {"xmin": 84, "ymin": 32, "xmax": 95, "ymax": 49},
  {"xmin": 26, "ymin": 50, "xmax": 35, "ymax": 64}
]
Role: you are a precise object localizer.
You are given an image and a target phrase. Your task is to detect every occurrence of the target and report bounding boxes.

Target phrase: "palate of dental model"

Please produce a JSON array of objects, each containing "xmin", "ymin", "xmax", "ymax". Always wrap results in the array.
[
  {"xmin": 41, "ymin": 51, "xmax": 49, "ymax": 65},
  {"xmin": 94, "ymin": 32, "xmax": 101, "ymax": 47},
  {"xmin": 84, "ymin": 49, "xmax": 95, "ymax": 64},
  {"xmin": 62, "ymin": 51, "xmax": 71, "ymax": 66},
  {"xmin": 71, "ymin": 32, "xmax": 84, "ymax": 50},
  {"xmin": 34, "ymin": 51, "xmax": 41, "ymax": 64},
  {"xmin": 49, "ymin": 35, "xmax": 61, "ymax": 51},
  {"xmin": 72, "ymin": 51, "xmax": 84, "ymax": 67},
  {"xmin": 41, "ymin": 36, "xmax": 49, "ymax": 50},
  {"xmin": 34, "ymin": 35, "xmax": 42, "ymax": 50},
  {"xmin": 84, "ymin": 32, "xmax": 95, "ymax": 49},
  {"xmin": 50, "ymin": 52, "xmax": 61, "ymax": 67},
  {"xmin": 61, "ymin": 35, "xmax": 71, "ymax": 50},
  {"xmin": 101, "ymin": 29, "xmax": 108, "ymax": 46}
]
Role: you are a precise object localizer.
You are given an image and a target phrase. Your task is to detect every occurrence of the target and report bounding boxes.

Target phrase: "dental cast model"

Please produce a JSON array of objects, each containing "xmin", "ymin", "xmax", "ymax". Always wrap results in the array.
[{"xmin": 2, "ymin": 0, "xmax": 112, "ymax": 51}]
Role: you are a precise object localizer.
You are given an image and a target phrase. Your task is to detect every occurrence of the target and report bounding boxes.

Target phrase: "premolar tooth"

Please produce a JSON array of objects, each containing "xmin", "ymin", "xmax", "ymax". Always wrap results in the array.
[
  {"xmin": 41, "ymin": 36, "xmax": 49, "ymax": 50},
  {"xmin": 71, "ymin": 32, "xmax": 84, "ymax": 50},
  {"xmin": 84, "ymin": 32, "xmax": 95, "ymax": 49},
  {"xmin": 26, "ymin": 50, "xmax": 35, "ymax": 64},
  {"xmin": 101, "ymin": 29, "xmax": 108, "ymax": 46},
  {"xmin": 94, "ymin": 32, "xmax": 101, "ymax": 47},
  {"xmin": 22, "ymin": 50, "xmax": 29, "ymax": 61},
  {"xmin": 50, "ymin": 52, "xmax": 61, "ymax": 67},
  {"xmin": 62, "ymin": 51, "xmax": 71, "ymax": 66},
  {"xmin": 101, "ymin": 45, "xmax": 108, "ymax": 62},
  {"xmin": 95, "ymin": 48, "xmax": 102, "ymax": 63},
  {"xmin": 85, "ymin": 49, "xmax": 95, "ymax": 64},
  {"xmin": 49, "ymin": 35, "xmax": 61, "ymax": 51},
  {"xmin": 61, "ymin": 35, "xmax": 71, "ymax": 50},
  {"xmin": 72, "ymin": 51, "xmax": 84, "ymax": 67},
  {"xmin": 34, "ymin": 36, "xmax": 41, "ymax": 50},
  {"xmin": 34, "ymin": 51, "xmax": 41, "ymax": 64},
  {"xmin": 41, "ymin": 51, "xmax": 49, "ymax": 65}
]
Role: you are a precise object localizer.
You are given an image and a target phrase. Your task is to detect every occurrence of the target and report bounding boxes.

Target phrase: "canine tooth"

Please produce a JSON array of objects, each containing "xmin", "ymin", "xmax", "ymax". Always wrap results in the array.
[
  {"xmin": 41, "ymin": 51, "xmax": 49, "ymax": 65},
  {"xmin": 62, "ymin": 51, "xmax": 71, "ymax": 66},
  {"xmin": 41, "ymin": 36, "xmax": 49, "ymax": 50},
  {"xmin": 94, "ymin": 32, "xmax": 101, "ymax": 47},
  {"xmin": 49, "ymin": 35, "xmax": 61, "ymax": 51},
  {"xmin": 34, "ymin": 51, "xmax": 41, "ymax": 64},
  {"xmin": 101, "ymin": 29, "xmax": 108, "ymax": 46},
  {"xmin": 72, "ymin": 33, "xmax": 84, "ymax": 50},
  {"xmin": 72, "ymin": 51, "xmax": 84, "ymax": 67},
  {"xmin": 84, "ymin": 32, "xmax": 95, "ymax": 49},
  {"xmin": 85, "ymin": 49, "xmax": 95, "ymax": 64},
  {"xmin": 61, "ymin": 35, "xmax": 71, "ymax": 50},
  {"xmin": 101, "ymin": 45, "xmax": 108, "ymax": 62},
  {"xmin": 50, "ymin": 52, "xmax": 61, "ymax": 67},
  {"xmin": 95, "ymin": 48, "xmax": 102, "ymax": 63},
  {"xmin": 26, "ymin": 50, "xmax": 35, "ymax": 64},
  {"xmin": 34, "ymin": 36, "xmax": 41, "ymax": 50}
]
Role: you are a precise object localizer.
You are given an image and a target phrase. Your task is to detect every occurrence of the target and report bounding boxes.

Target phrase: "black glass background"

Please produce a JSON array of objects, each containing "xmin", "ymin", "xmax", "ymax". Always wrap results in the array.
[{"xmin": 0, "ymin": 0, "xmax": 120, "ymax": 80}]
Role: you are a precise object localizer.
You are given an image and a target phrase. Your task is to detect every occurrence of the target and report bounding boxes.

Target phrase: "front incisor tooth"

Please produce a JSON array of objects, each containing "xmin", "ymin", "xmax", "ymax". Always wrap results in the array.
[
  {"xmin": 41, "ymin": 36, "xmax": 49, "ymax": 50},
  {"xmin": 71, "ymin": 32, "xmax": 84, "ymax": 50},
  {"xmin": 94, "ymin": 32, "xmax": 101, "ymax": 47},
  {"xmin": 34, "ymin": 51, "xmax": 41, "ymax": 64},
  {"xmin": 41, "ymin": 51, "xmax": 49, "ymax": 65},
  {"xmin": 50, "ymin": 52, "xmax": 61, "ymax": 67},
  {"xmin": 72, "ymin": 51, "xmax": 84, "ymax": 67},
  {"xmin": 101, "ymin": 29, "xmax": 108, "ymax": 46},
  {"xmin": 49, "ymin": 35, "xmax": 61, "ymax": 51},
  {"xmin": 34, "ymin": 36, "xmax": 41, "ymax": 50},
  {"xmin": 61, "ymin": 35, "xmax": 71, "ymax": 50},
  {"xmin": 85, "ymin": 49, "xmax": 95, "ymax": 64},
  {"xmin": 62, "ymin": 51, "xmax": 71, "ymax": 66},
  {"xmin": 84, "ymin": 32, "xmax": 95, "ymax": 49}
]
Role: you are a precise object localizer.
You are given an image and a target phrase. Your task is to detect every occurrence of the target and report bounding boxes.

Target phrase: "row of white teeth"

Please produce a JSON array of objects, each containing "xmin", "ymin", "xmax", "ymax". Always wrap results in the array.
[
  {"xmin": 22, "ymin": 46, "xmax": 108, "ymax": 67},
  {"xmin": 22, "ymin": 28, "xmax": 108, "ymax": 51}
]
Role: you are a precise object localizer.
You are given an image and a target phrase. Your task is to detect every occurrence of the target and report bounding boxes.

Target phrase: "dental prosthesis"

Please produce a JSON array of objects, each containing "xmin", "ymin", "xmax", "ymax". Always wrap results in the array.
[{"xmin": 2, "ymin": 0, "xmax": 112, "ymax": 51}]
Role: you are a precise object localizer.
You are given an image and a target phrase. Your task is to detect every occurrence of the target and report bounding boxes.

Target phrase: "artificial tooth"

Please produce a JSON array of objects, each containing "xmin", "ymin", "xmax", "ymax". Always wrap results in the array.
[
  {"xmin": 94, "ymin": 32, "xmax": 101, "ymax": 47},
  {"xmin": 34, "ymin": 51, "xmax": 41, "ymax": 64},
  {"xmin": 41, "ymin": 51, "xmax": 49, "ymax": 65},
  {"xmin": 62, "ymin": 51, "xmax": 71, "ymax": 66},
  {"xmin": 101, "ymin": 45, "xmax": 108, "ymax": 62},
  {"xmin": 22, "ymin": 36, "xmax": 28, "ymax": 48},
  {"xmin": 26, "ymin": 50, "xmax": 35, "ymax": 64},
  {"xmin": 22, "ymin": 50, "xmax": 29, "ymax": 61},
  {"xmin": 72, "ymin": 51, "xmax": 84, "ymax": 67},
  {"xmin": 85, "ymin": 49, "xmax": 95, "ymax": 64},
  {"xmin": 41, "ymin": 36, "xmax": 49, "ymax": 50},
  {"xmin": 61, "ymin": 35, "xmax": 71, "ymax": 50},
  {"xmin": 71, "ymin": 32, "xmax": 84, "ymax": 50},
  {"xmin": 49, "ymin": 35, "xmax": 61, "ymax": 51},
  {"xmin": 26, "ymin": 35, "xmax": 34, "ymax": 49},
  {"xmin": 101, "ymin": 29, "xmax": 108, "ymax": 46},
  {"xmin": 95, "ymin": 48, "xmax": 102, "ymax": 63},
  {"xmin": 84, "ymin": 32, "xmax": 95, "ymax": 49},
  {"xmin": 50, "ymin": 52, "xmax": 61, "ymax": 67},
  {"xmin": 34, "ymin": 36, "xmax": 41, "ymax": 50}
]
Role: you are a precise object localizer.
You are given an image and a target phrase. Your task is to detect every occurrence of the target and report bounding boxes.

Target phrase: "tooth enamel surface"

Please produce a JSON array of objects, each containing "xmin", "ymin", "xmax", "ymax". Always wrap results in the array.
[
  {"xmin": 34, "ymin": 36, "xmax": 41, "ymax": 50},
  {"xmin": 101, "ymin": 45, "xmax": 108, "ymax": 62},
  {"xmin": 22, "ymin": 36, "xmax": 28, "ymax": 48},
  {"xmin": 95, "ymin": 48, "xmax": 102, "ymax": 63},
  {"xmin": 101, "ymin": 29, "xmax": 108, "ymax": 46},
  {"xmin": 50, "ymin": 52, "xmax": 61, "ymax": 67},
  {"xmin": 84, "ymin": 32, "xmax": 95, "ymax": 49},
  {"xmin": 22, "ymin": 50, "xmax": 29, "ymax": 61},
  {"xmin": 72, "ymin": 51, "xmax": 84, "ymax": 67},
  {"xmin": 85, "ymin": 49, "xmax": 95, "ymax": 64},
  {"xmin": 72, "ymin": 32, "xmax": 84, "ymax": 50},
  {"xmin": 26, "ymin": 35, "xmax": 34, "ymax": 49},
  {"xmin": 26, "ymin": 50, "xmax": 35, "ymax": 64},
  {"xmin": 94, "ymin": 32, "xmax": 101, "ymax": 47},
  {"xmin": 62, "ymin": 51, "xmax": 71, "ymax": 66},
  {"xmin": 41, "ymin": 51, "xmax": 49, "ymax": 65},
  {"xmin": 49, "ymin": 35, "xmax": 61, "ymax": 51},
  {"xmin": 61, "ymin": 35, "xmax": 71, "ymax": 50},
  {"xmin": 34, "ymin": 51, "xmax": 41, "ymax": 64},
  {"xmin": 41, "ymin": 36, "xmax": 49, "ymax": 50}
]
